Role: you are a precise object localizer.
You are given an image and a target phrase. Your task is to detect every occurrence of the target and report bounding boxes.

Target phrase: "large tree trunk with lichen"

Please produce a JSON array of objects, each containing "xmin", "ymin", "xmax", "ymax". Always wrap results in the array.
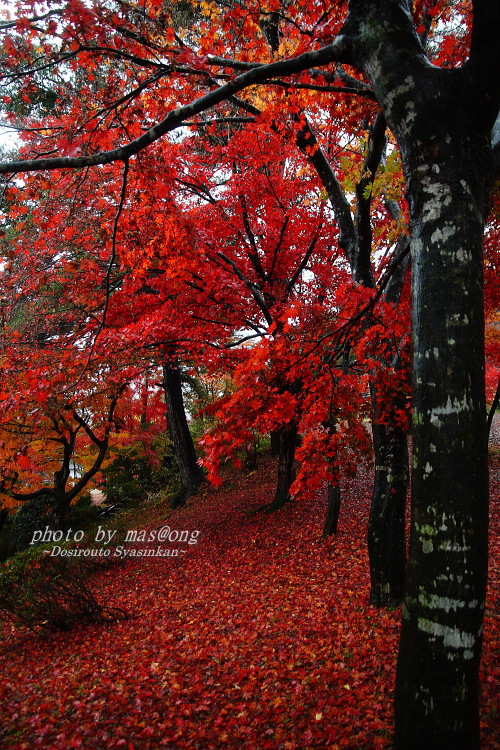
[
  {"xmin": 393, "ymin": 133, "xmax": 490, "ymax": 749},
  {"xmin": 344, "ymin": 2, "xmax": 498, "ymax": 745},
  {"xmin": 350, "ymin": 8, "xmax": 495, "ymax": 749},
  {"xmin": 162, "ymin": 361, "xmax": 205, "ymax": 509}
]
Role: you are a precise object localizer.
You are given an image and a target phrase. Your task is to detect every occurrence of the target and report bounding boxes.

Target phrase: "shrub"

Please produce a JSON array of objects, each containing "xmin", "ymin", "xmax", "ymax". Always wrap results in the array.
[
  {"xmin": 11, "ymin": 496, "xmax": 58, "ymax": 552},
  {"xmin": 0, "ymin": 511, "xmax": 16, "ymax": 562},
  {"xmin": 102, "ymin": 437, "xmax": 179, "ymax": 505},
  {"xmin": 66, "ymin": 493, "xmax": 101, "ymax": 528},
  {"xmin": 0, "ymin": 546, "xmax": 128, "ymax": 631}
]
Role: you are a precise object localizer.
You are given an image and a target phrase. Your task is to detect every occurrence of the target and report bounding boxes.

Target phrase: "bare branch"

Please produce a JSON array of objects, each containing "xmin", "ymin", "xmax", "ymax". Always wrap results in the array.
[
  {"xmin": 269, "ymin": 217, "xmax": 289, "ymax": 279},
  {"xmin": 293, "ymin": 115, "xmax": 357, "ymax": 265},
  {"xmin": 286, "ymin": 228, "xmax": 321, "ymax": 296},
  {"xmin": 354, "ymin": 112, "xmax": 387, "ymax": 288}
]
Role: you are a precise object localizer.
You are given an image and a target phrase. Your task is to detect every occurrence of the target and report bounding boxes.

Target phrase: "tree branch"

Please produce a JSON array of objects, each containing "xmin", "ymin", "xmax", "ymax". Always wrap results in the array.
[
  {"xmin": 492, "ymin": 110, "xmax": 500, "ymax": 181},
  {"xmin": 354, "ymin": 112, "xmax": 387, "ymax": 288},
  {"xmin": 241, "ymin": 197, "xmax": 267, "ymax": 282},
  {"xmin": 293, "ymin": 115, "xmax": 357, "ymax": 266},
  {"xmin": 269, "ymin": 217, "xmax": 289, "ymax": 279},
  {"xmin": 67, "ymin": 385, "xmax": 127, "ymax": 501},
  {"xmin": 487, "ymin": 377, "xmax": 500, "ymax": 439},
  {"xmin": 216, "ymin": 252, "xmax": 274, "ymax": 326},
  {"xmin": 286, "ymin": 229, "xmax": 321, "ymax": 296},
  {"xmin": 72, "ymin": 158, "xmax": 129, "ymax": 389},
  {"xmin": 0, "ymin": 38, "xmax": 354, "ymax": 174}
]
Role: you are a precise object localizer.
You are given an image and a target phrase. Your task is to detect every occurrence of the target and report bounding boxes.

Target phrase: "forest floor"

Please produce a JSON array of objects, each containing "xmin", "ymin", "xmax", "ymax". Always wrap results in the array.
[{"xmin": 0, "ymin": 426, "xmax": 499, "ymax": 749}]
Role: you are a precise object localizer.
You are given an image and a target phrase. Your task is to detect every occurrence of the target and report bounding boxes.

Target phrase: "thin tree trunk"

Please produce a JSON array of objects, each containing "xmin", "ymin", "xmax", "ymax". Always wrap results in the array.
[
  {"xmin": 368, "ymin": 384, "xmax": 408, "ymax": 606},
  {"xmin": 299, "ymin": 102, "xmax": 411, "ymax": 595},
  {"xmin": 0, "ymin": 508, "xmax": 8, "ymax": 533},
  {"xmin": 270, "ymin": 429, "xmax": 280, "ymax": 457},
  {"xmin": 53, "ymin": 468, "xmax": 71, "ymax": 526},
  {"xmin": 367, "ymin": 247, "xmax": 410, "ymax": 606},
  {"xmin": 266, "ymin": 421, "xmax": 297, "ymax": 511},
  {"xmin": 162, "ymin": 361, "xmax": 205, "ymax": 509},
  {"xmin": 244, "ymin": 436, "xmax": 258, "ymax": 470},
  {"xmin": 323, "ymin": 413, "xmax": 342, "ymax": 536},
  {"xmin": 323, "ymin": 482, "xmax": 341, "ymax": 536},
  {"xmin": 487, "ymin": 376, "xmax": 500, "ymax": 438}
]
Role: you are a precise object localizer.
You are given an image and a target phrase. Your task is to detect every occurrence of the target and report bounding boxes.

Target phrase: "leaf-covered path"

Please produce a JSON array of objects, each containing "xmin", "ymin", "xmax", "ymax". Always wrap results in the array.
[{"xmin": 1, "ymin": 447, "xmax": 499, "ymax": 749}]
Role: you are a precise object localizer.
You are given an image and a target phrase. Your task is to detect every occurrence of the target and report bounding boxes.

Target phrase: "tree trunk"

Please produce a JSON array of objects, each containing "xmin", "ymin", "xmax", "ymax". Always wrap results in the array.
[
  {"xmin": 270, "ymin": 429, "xmax": 280, "ymax": 456},
  {"xmin": 162, "ymin": 361, "xmax": 205, "ymax": 509},
  {"xmin": 244, "ymin": 436, "xmax": 258, "ymax": 470},
  {"xmin": 0, "ymin": 508, "xmax": 8, "ymax": 533},
  {"xmin": 368, "ymin": 384, "xmax": 408, "ymax": 606},
  {"xmin": 323, "ymin": 414, "xmax": 342, "ymax": 537},
  {"xmin": 53, "ymin": 454, "xmax": 72, "ymax": 526},
  {"xmin": 348, "ymin": 4, "xmax": 497, "ymax": 742},
  {"xmin": 267, "ymin": 421, "xmax": 298, "ymax": 511},
  {"xmin": 323, "ymin": 482, "xmax": 341, "ymax": 537},
  {"xmin": 487, "ymin": 376, "xmax": 500, "ymax": 439},
  {"xmin": 393, "ymin": 136, "xmax": 490, "ymax": 749},
  {"xmin": 367, "ymin": 241, "xmax": 410, "ymax": 606},
  {"xmin": 53, "ymin": 494, "xmax": 69, "ymax": 527},
  {"xmin": 299, "ymin": 98, "xmax": 411, "ymax": 597}
]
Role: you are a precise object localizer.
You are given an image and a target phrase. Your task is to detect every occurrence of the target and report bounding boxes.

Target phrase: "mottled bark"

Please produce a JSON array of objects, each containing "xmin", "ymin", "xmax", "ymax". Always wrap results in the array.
[
  {"xmin": 162, "ymin": 361, "xmax": 205, "ymax": 509},
  {"xmin": 394, "ymin": 133, "xmax": 490, "ymax": 749},
  {"xmin": 345, "ymin": 1, "xmax": 498, "ymax": 745}
]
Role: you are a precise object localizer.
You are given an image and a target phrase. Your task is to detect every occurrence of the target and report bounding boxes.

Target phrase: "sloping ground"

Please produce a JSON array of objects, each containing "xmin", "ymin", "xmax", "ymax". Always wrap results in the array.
[{"xmin": 0, "ymin": 444, "xmax": 498, "ymax": 749}]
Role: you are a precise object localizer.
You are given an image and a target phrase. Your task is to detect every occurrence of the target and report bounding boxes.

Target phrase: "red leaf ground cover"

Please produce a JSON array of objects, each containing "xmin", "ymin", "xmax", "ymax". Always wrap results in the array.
[{"xmin": 1, "ymin": 444, "xmax": 499, "ymax": 749}]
